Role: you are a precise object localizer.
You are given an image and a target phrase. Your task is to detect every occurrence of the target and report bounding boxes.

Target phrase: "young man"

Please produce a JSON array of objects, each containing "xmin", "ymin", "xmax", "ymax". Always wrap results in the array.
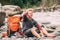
[
  {"xmin": 7, "ymin": 14, "xmax": 20, "ymax": 37},
  {"xmin": 22, "ymin": 8, "xmax": 55, "ymax": 38}
]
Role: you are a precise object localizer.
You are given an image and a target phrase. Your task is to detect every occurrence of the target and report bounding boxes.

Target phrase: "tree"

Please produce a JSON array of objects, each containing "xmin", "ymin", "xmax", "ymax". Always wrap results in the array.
[{"xmin": 41, "ymin": 0, "xmax": 47, "ymax": 7}]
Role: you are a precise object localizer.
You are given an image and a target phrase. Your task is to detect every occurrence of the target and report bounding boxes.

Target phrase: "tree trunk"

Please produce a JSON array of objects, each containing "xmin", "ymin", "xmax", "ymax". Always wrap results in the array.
[{"xmin": 41, "ymin": 0, "xmax": 47, "ymax": 7}]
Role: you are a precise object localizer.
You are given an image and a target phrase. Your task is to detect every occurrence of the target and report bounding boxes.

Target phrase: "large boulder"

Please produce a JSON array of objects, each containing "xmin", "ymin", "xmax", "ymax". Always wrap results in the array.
[{"xmin": 3, "ymin": 5, "xmax": 21, "ymax": 16}]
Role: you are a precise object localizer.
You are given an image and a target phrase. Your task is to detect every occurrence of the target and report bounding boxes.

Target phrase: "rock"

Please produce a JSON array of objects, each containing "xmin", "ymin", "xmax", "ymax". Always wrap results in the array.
[
  {"xmin": 33, "ymin": 11, "xmax": 60, "ymax": 36},
  {"xmin": 3, "ymin": 5, "xmax": 21, "ymax": 16}
]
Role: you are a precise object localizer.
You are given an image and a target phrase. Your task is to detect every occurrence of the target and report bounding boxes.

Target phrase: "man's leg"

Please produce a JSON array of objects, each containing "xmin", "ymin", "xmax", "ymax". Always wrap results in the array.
[
  {"xmin": 31, "ymin": 28, "xmax": 41, "ymax": 38},
  {"xmin": 41, "ymin": 27, "xmax": 55, "ymax": 37}
]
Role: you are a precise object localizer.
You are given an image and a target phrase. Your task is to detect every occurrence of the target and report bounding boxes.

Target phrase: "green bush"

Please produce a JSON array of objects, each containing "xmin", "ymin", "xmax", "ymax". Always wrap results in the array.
[{"xmin": 0, "ymin": 0, "xmax": 41, "ymax": 8}]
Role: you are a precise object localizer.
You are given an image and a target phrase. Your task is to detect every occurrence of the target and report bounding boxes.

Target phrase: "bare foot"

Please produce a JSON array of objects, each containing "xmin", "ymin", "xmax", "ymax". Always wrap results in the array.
[{"xmin": 47, "ymin": 34, "xmax": 56, "ymax": 38}]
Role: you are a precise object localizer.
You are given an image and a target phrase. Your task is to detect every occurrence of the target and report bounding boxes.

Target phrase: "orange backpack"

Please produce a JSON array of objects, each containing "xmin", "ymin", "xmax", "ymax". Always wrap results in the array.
[{"xmin": 8, "ymin": 16, "xmax": 20, "ymax": 32}]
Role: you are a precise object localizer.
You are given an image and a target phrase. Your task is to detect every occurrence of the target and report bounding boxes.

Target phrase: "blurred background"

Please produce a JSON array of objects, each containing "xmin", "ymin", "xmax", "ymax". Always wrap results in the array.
[{"xmin": 0, "ymin": 0, "xmax": 60, "ymax": 8}]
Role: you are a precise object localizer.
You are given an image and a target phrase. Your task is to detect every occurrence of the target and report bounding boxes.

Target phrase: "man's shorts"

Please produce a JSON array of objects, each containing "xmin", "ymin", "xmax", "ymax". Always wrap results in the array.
[
  {"xmin": 24, "ymin": 28, "xmax": 40, "ymax": 37},
  {"xmin": 24, "ymin": 25, "xmax": 44, "ymax": 37}
]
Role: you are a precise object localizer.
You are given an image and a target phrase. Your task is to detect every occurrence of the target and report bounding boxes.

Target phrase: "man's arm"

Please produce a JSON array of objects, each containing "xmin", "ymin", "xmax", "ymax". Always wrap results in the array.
[
  {"xmin": 22, "ymin": 11, "xmax": 28, "ymax": 20},
  {"xmin": 22, "ymin": 10, "xmax": 27, "ymax": 17},
  {"xmin": 35, "ymin": 24, "xmax": 42, "ymax": 30}
]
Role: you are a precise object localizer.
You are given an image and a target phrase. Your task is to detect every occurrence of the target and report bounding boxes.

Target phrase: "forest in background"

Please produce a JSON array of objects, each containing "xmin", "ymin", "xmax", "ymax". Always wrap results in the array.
[{"xmin": 0, "ymin": 0, "xmax": 60, "ymax": 8}]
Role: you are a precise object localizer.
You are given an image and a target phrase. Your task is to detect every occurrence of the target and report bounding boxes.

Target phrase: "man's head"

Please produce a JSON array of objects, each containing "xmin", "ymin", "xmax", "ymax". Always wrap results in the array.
[{"xmin": 27, "ymin": 8, "xmax": 33, "ymax": 18}]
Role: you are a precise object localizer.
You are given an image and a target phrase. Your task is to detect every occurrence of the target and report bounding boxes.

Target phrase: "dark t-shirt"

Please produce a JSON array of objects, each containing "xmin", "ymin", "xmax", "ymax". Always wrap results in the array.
[
  {"xmin": 22, "ymin": 13, "xmax": 42, "ymax": 32},
  {"xmin": 23, "ymin": 17, "xmax": 37, "ymax": 31}
]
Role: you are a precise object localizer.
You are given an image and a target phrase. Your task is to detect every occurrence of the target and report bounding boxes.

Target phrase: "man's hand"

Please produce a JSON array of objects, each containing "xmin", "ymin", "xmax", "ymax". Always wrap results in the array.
[{"xmin": 40, "ymin": 30, "xmax": 44, "ymax": 37}]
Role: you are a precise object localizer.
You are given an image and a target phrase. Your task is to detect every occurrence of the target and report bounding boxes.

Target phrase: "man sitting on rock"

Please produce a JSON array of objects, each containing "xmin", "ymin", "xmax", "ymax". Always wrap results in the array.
[{"xmin": 21, "ymin": 8, "xmax": 56, "ymax": 38}]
